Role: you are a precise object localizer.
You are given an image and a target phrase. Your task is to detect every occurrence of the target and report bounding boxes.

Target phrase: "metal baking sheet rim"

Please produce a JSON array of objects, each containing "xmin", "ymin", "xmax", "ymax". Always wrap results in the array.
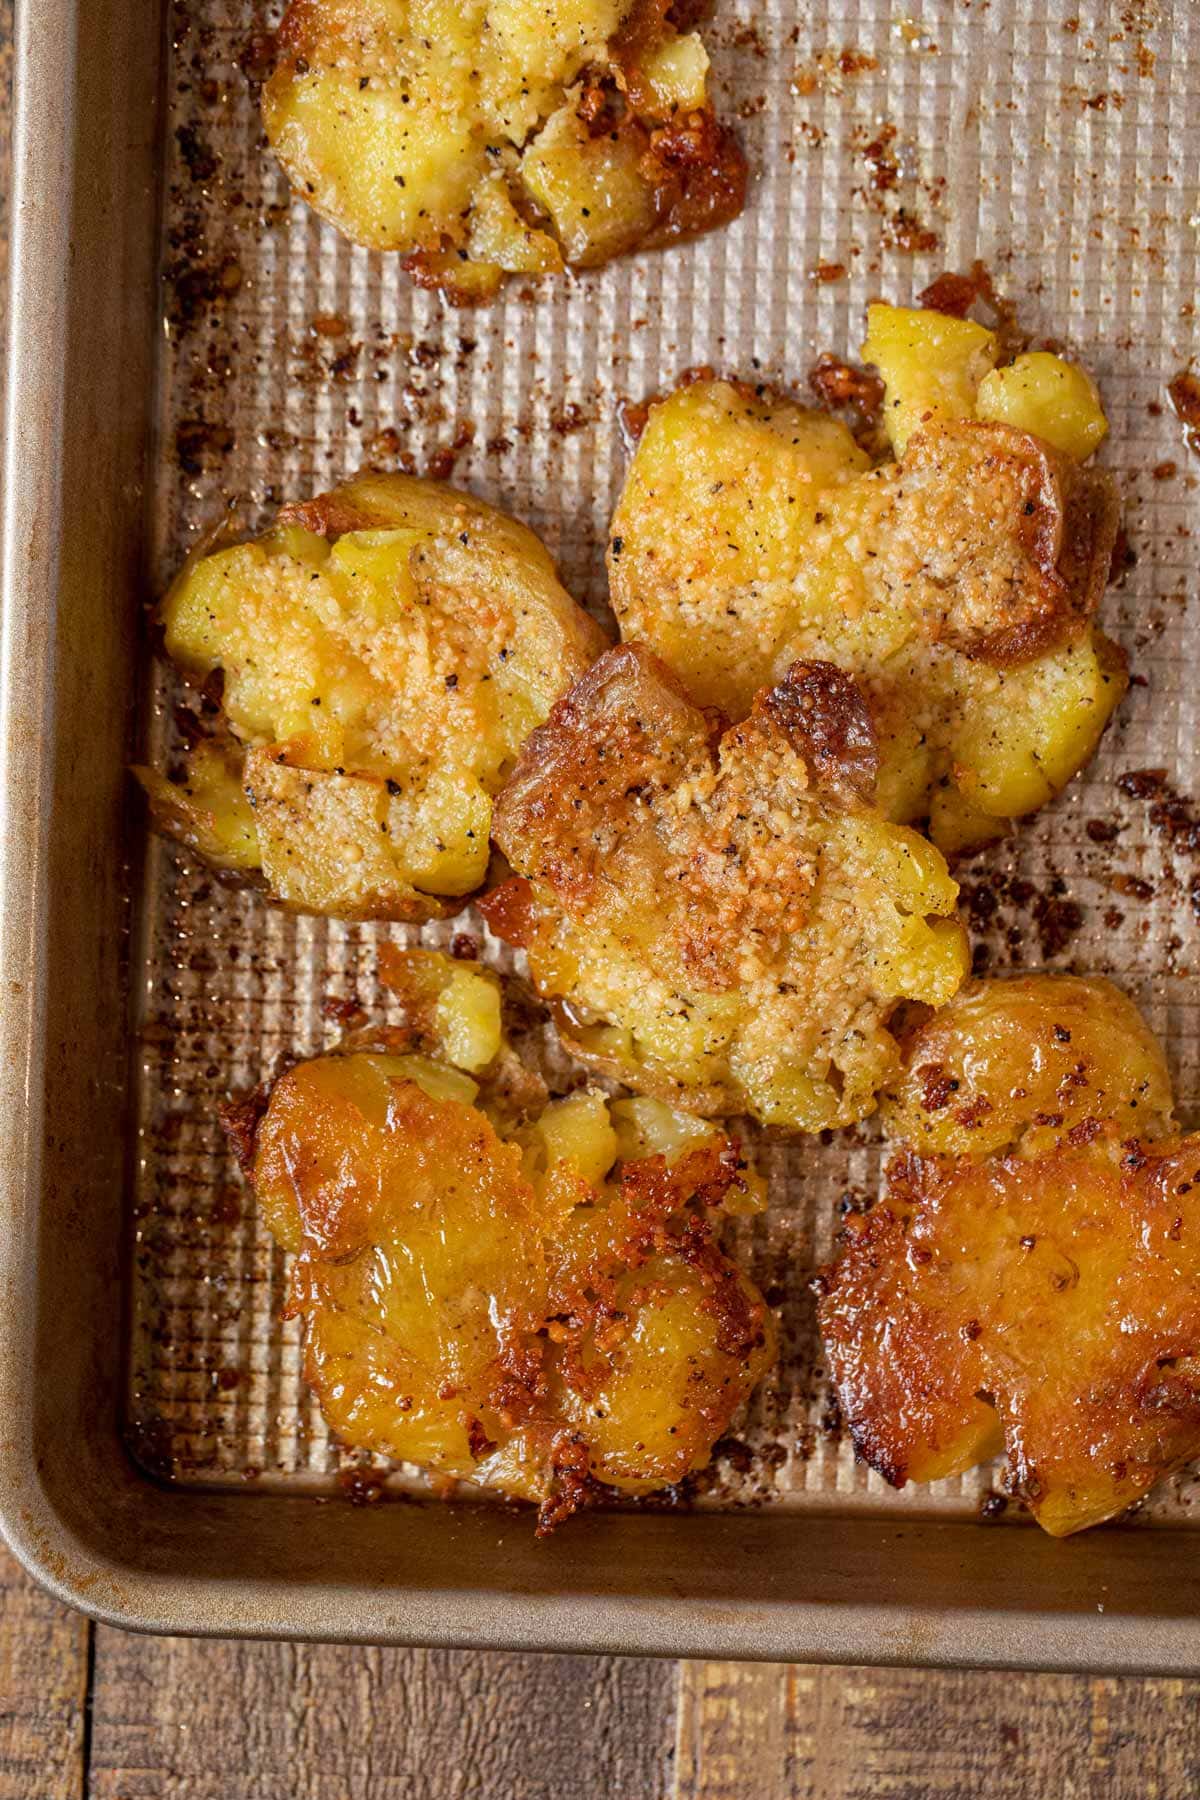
[{"xmin": 2, "ymin": 0, "xmax": 1200, "ymax": 1670}]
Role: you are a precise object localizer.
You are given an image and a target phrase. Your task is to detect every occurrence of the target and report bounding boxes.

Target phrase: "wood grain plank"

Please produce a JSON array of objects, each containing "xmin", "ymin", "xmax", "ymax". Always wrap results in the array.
[
  {"xmin": 0, "ymin": 1547, "xmax": 89, "ymax": 1800},
  {"xmin": 674, "ymin": 1661, "xmax": 1200, "ymax": 1800},
  {"xmin": 87, "ymin": 1633, "xmax": 677, "ymax": 1800}
]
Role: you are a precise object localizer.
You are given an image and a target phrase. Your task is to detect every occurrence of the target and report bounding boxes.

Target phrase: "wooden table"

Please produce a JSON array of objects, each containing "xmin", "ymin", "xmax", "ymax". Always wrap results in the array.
[
  {"xmin": 2, "ymin": 19, "xmax": 1199, "ymax": 1800},
  {"xmin": 1, "ymin": 1538, "xmax": 1199, "ymax": 1797}
]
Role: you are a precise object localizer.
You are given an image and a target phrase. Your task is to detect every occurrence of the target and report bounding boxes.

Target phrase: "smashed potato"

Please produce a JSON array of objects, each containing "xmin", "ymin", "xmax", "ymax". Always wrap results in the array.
[
  {"xmin": 608, "ymin": 306, "xmax": 1124, "ymax": 855},
  {"xmin": 480, "ymin": 643, "xmax": 968, "ymax": 1132},
  {"xmin": 226, "ymin": 948, "xmax": 774, "ymax": 1530},
  {"xmin": 135, "ymin": 472, "xmax": 606, "ymax": 920},
  {"xmin": 263, "ymin": 0, "xmax": 745, "ymax": 299},
  {"xmin": 817, "ymin": 976, "xmax": 1200, "ymax": 1535}
]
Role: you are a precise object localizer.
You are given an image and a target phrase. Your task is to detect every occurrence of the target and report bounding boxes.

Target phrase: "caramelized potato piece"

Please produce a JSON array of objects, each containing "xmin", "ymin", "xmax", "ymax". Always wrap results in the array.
[
  {"xmin": 135, "ymin": 473, "xmax": 606, "ymax": 920},
  {"xmin": 262, "ymin": 0, "xmax": 745, "ymax": 297},
  {"xmin": 228, "ymin": 950, "xmax": 774, "ymax": 1529},
  {"xmin": 481, "ymin": 644, "xmax": 968, "ymax": 1132},
  {"xmin": 881, "ymin": 973, "xmax": 1174, "ymax": 1158},
  {"xmin": 817, "ymin": 976, "xmax": 1200, "ymax": 1535},
  {"xmin": 608, "ymin": 310, "xmax": 1124, "ymax": 855}
]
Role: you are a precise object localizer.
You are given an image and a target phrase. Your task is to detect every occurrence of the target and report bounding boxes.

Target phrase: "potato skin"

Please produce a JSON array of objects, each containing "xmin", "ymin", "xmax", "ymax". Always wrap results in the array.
[
  {"xmin": 817, "ymin": 976, "xmax": 1200, "ymax": 1535},
  {"xmin": 482, "ymin": 643, "xmax": 967, "ymax": 1132},
  {"xmin": 262, "ymin": 0, "xmax": 745, "ymax": 297},
  {"xmin": 608, "ymin": 329, "xmax": 1124, "ymax": 854},
  {"xmin": 138, "ymin": 473, "xmax": 606, "ymax": 921},
  {"xmin": 236, "ymin": 970, "xmax": 774, "ymax": 1528}
]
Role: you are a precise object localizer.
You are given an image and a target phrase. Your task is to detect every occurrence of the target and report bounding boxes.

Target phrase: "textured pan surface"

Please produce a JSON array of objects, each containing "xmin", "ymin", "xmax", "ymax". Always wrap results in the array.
[{"xmin": 132, "ymin": 0, "xmax": 1200, "ymax": 1533}]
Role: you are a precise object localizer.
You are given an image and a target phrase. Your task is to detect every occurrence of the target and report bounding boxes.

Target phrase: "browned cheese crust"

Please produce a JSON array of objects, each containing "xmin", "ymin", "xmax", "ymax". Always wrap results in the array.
[
  {"xmin": 816, "ymin": 976, "xmax": 1200, "ymax": 1535},
  {"xmin": 877, "ymin": 422, "xmax": 1117, "ymax": 666},
  {"xmin": 481, "ymin": 643, "xmax": 967, "ymax": 1132}
]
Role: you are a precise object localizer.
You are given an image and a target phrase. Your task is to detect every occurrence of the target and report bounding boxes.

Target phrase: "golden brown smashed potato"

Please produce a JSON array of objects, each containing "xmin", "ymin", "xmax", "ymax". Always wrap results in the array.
[
  {"xmin": 817, "ymin": 976, "xmax": 1200, "ymax": 1535},
  {"xmin": 226, "ymin": 948, "xmax": 774, "ymax": 1530},
  {"xmin": 608, "ymin": 305, "xmax": 1124, "ymax": 854},
  {"xmin": 263, "ymin": 0, "xmax": 745, "ymax": 299},
  {"xmin": 135, "ymin": 472, "xmax": 606, "ymax": 920},
  {"xmin": 480, "ymin": 643, "xmax": 968, "ymax": 1132}
]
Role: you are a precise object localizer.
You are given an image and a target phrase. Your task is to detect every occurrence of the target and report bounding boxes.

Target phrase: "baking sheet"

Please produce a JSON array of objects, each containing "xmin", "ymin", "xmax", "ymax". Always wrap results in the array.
[{"xmin": 131, "ymin": 0, "xmax": 1200, "ymax": 1529}]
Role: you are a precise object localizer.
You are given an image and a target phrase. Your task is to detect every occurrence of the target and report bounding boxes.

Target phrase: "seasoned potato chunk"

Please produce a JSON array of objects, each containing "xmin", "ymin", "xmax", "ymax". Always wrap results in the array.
[
  {"xmin": 608, "ymin": 310, "xmax": 1124, "ymax": 855},
  {"xmin": 134, "ymin": 473, "xmax": 606, "ymax": 920},
  {"xmin": 226, "ymin": 949, "xmax": 774, "ymax": 1530},
  {"xmin": 976, "ymin": 352, "xmax": 1108, "ymax": 462},
  {"xmin": 480, "ymin": 644, "xmax": 968, "ymax": 1132},
  {"xmin": 861, "ymin": 304, "xmax": 998, "ymax": 457},
  {"xmin": 881, "ymin": 973, "xmax": 1174, "ymax": 1158},
  {"xmin": 263, "ymin": 0, "xmax": 745, "ymax": 298},
  {"xmin": 817, "ymin": 977, "xmax": 1200, "ymax": 1535},
  {"xmin": 609, "ymin": 381, "xmax": 872, "ymax": 713}
]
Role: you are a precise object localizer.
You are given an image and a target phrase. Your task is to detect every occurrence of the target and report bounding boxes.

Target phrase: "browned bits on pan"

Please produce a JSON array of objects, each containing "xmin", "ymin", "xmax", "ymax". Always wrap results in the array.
[
  {"xmin": 640, "ymin": 111, "xmax": 748, "ymax": 246},
  {"xmin": 310, "ymin": 311, "xmax": 349, "ymax": 339},
  {"xmin": 1111, "ymin": 873, "xmax": 1155, "ymax": 902},
  {"xmin": 321, "ymin": 995, "xmax": 366, "ymax": 1026},
  {"xmin": 618, "ymin": 396, "xmax": 654, "ymax": 448},
  {"xmin": 859, "ymin": 122, "xmax": 900, "ymax": 192},
  {"xmin": 426, "ymin": 423, "xmax": 475, "ymax": 482},
  {"xmin": 884, "ymin": 211, "xmax": 940, "ymax": 254},
  {"xmin": 807, "ymin": 353, "xmax": 885, "ymax": 428},
  {"xmin": 337, "ymin": 1466, "xmax": 388, "ymax": 1505},
  {"xmin": 1108, "ymin": 524, "xmax": 1136, "ymax": 583},
  {"xmin": 535, "ymin": 1436, "xmax": 599, "ymax": 1536},
  {"xmin": 238, "ymin": 29, "xmax": 277, "ymax": 86},
  {"xmin": 217, "ymin": 1082, "xmax": 273, "ymax": 1175},
  {"xmin": 1119, "ymin": 767, "xmax": 1200, "ymax": 856},
  {"xmin": 175, "ymin": 416, "xmax": 235, "ymax": 475},
  {"xmin": 791, "ymin": 45, "xmax": 878, "ymax": 94},
  {"xmin": 550, "ymin": 403, "xmax": 589, "ymax": 436},
  {"xmin": 917, "ymin": 271, "xmax": 982, "ymax": 317},
  {"xmin": 1167, "ymin": 371, "xmax": 1200, "ymax": 457},
  {"xmin": 958, "ymin": 872, "xmax": 1085, "ymax": 967},
  {"xmin": 176, "ymin": 122, "xmax": 218, "ymax": 185},
  {"xmin": 1118, "ymin": 767, "xmax": 1169, "ymax": 801}
]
